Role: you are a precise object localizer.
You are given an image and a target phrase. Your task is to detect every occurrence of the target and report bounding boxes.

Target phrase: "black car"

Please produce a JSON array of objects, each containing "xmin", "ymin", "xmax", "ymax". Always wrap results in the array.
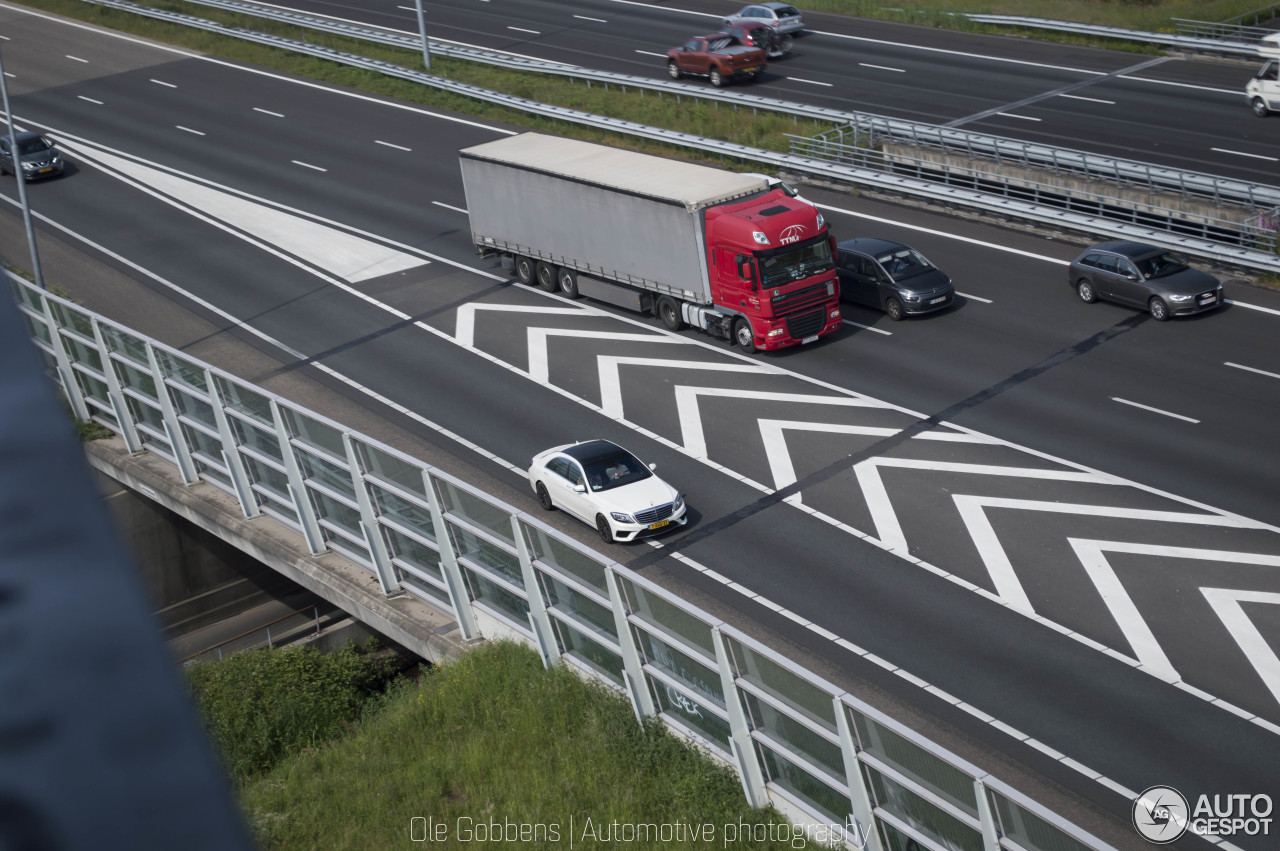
[
  {"xmin": 835, "ymin": 238, "xmax": 954, "ymax": 320},
  {"xmin": 1068, "ymin": 241, "xmax": 1223, "ymax": 321},
  {"xmin": 0, "ymin": 132, "xmax": 65, "ymax": 181}
]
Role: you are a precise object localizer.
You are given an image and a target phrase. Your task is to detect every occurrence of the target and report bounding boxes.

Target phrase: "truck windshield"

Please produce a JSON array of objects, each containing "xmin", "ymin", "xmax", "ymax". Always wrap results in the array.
[{"xmin": 757, "ymin": 237, "xmax": 833, "ymax": 288}]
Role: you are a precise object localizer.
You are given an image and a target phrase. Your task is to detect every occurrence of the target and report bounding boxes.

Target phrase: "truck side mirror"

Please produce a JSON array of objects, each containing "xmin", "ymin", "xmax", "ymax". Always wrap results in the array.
[{"xmin": 736, "ymin": 254, "xmax": 757, "ymax": 289}]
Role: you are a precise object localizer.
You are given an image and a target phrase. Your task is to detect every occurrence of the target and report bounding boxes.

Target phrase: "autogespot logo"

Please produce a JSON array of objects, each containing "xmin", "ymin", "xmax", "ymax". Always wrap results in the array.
[{"xmin": 1134, "ymin": 786, "xmax": 1189, "ymax": 844}]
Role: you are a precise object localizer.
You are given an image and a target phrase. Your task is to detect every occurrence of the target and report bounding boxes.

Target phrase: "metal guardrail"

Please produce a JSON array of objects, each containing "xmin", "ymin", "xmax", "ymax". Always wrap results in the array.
[
  {"xmin": 789, "ymin": 130, "xmax": 1273, "ymax": 248},
  {"xmin": 966, "ymin": 14, "xmax": 1263, "ymax": 56},
  {"xmin": 93, "ymin": 0, "xmax": 1280, "ymax": 214},
  {"xmin": 1223, "ymin": 1, "xmax": 1280, "ymax": 29},
  {"xmin": 1173, "ymin": 18, "xmax": 1276, "ymax": 42},
  {"xmin": 179, "ymin": 604, "xmax": 323, "ymax": 662},
  {"xmin": 75, "ymin": 0, "xmax": 1280, "ymax": 271},
  {"xmin": 9, "ymin": 269, "xmax": 1121, "ymax": 851}
]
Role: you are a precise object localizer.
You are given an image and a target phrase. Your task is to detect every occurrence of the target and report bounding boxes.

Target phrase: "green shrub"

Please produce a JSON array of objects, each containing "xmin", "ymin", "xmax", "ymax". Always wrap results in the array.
[{"xmin": 185, "ymin": 643, "xmax": 397, "ymax": 785}]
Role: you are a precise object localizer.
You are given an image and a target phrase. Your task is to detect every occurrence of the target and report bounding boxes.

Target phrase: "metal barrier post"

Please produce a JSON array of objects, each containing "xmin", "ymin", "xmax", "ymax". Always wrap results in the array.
[
  {"xmin": 423, "ymin": 469, "xmax": 480, "ymax": 640},
  {"xmin": 34, "ymin": 290, "xmax": 90, "ymax": 422},
  {"xmin": 511, "ymin": 515, "xmax": 558, "ymax": 668},
  {"xmin": 270, "ymin": 399, "xmax": 326, "ymax": 555},
  {"xmin": 604, "ymin": 566, "xmax": 655, "ymax": 722},
  {"xmin": 834, "ymin": 697, "xmax": 884, "ymax": 851},
  {"xmin": 207, "ymin": 371, "xmax": 261, "ymax": 519},
  {"xmin": 92, "ymin": 317, "xmax": 142, "ymax": 454},
  {"xmin": 146, "ymin": 343, "xmax": 199, "ymax": 485},
  {"xmin": 975, "ymin": 778, "xmax": 1002, "ymax": 851},
  {"xmin": 344, "ymin": 434, "xmax": 399, "ymax": 595},
  {"xmin": 712, "ymin": 626, "xmax": 768, "ymax": 808}
]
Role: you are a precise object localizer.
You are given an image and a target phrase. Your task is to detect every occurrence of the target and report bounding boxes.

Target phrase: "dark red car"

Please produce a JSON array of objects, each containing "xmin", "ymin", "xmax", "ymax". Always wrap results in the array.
[
  {"xmin": 666, "ymin": 34, "xmax": 766, "ymax": 87},
  {"xmin": 721, "ymin": 21, "xmax": 793, "ymax": 58}
]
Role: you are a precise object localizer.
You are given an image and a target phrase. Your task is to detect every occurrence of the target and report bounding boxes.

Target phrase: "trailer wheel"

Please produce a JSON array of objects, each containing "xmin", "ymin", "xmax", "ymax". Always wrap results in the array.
[
  {"xmin": 657, "ymin": 297, "xmax": 683, "ymax": 331},
  {"xmin": 557, "ymin": 267, "xmax": 580, "ymax": 298},
  {"xmin": 514, "ymin": 256, "xmax": 536, "ymax": 286},
  {"xmin": 535, "ymin": 262, "xmax": 558, "ymax": 292},
  {"xmin": 733, "ymin": 318, "xmax": 756, "ymax": 354}
]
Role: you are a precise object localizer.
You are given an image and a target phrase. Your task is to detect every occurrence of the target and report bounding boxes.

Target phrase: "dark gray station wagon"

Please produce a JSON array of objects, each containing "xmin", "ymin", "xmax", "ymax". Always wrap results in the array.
[{"xmin": 1068, "ymin": 241, "xmax": 1223, "ymax": 321}]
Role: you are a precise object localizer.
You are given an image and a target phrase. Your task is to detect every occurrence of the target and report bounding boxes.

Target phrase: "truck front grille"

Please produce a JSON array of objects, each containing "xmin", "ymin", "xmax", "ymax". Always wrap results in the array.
[
  {"xmin": 771, "ymin": 281, "xmax": 830, "ymax": 311},
  {"xmin": 785, "ymin": 308, "xmax": 826, "ymax": 339}
]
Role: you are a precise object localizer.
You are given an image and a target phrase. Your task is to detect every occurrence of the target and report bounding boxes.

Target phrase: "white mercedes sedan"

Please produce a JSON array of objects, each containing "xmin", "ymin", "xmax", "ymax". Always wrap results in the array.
[{"xmin": 528, "ymin": 440, "xmax": 687, "ymax": 544}]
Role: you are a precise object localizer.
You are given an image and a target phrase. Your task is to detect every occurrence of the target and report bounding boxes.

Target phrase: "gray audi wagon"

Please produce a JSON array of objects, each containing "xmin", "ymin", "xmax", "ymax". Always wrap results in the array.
[{"xmin": 1068, "ymin": 241, "xmax": 1223, "ymax": 321}]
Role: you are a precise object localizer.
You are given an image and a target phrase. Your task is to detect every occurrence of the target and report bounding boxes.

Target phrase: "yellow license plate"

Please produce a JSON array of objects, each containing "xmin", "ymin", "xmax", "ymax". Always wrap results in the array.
[{"xmin": 648, "ymin": 519, "xmax": 670, "ymax": 531}]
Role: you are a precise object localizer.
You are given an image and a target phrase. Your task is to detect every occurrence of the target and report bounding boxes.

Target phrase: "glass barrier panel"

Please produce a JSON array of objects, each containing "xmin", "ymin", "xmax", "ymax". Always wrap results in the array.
[
  {"xmin": 359, "ymin": 443, "xmax": 427, "ymax": 498},
  {"xmin": 125, "ymin": 395, "xmax": 165, "ymax": 433},
  {"xmin": 620, "ymin": 576, "xmax": 714, "ymax": 657},
  {"xmin": 521, "ymin": 521, "xmax": 608, "ymax": 593},
  {"xmin": 310, "ymin": 488, "xmax": 363, "ymax": 538},
  {"xmin": 435, "ymin": 479, "xmax": 515, "ymax": 546},
  {"xmin": 184, "ymin": 425, "xmax": 227, "ymax": 468},
  {"xmin": 728, "ymin": 637, "xmax": 836, "ymax": 732},
  {"xmin": 370, "ymin": 484, "xmax": 435, "ymax": 541},
  {"xmin": 100, "ymin": 325, "xmax": 150, "ymax": 366},
  {"xmin": 10, "ymin": 277, "xmax": 43, "ymax": 310},
  {"xmin": 465, "ymin": 568, "xmax": 530, "ymax": 626},
  {"xmin": 552, "ymin": 619, "xmax": 624, "ymax": 686},
  {"xmin": 647, "ymin": 673, "xmax": 730, "ymax": 755},
  {"xmin": 395, "ymin": 563, "xmax": 449, "ymax": 608},
  {"xmin": 230, "ymin": 416, "xmax": 282, "ymax": 461},
  {"xmin": 200, "ymin": 466, "xmax": 234, "ymax": 495},
  {"xmin": 114, "ymin": 360, "xmax": 158, "ymax": 400},
  {"xmin": 853, "ymin": 711, "xmax": 977, "ymax": 817},
  {"xmin": 743, "ymin": 692, "xmax": 844, "ymax": 778},
  {"xmin": 282, "ymin": 408, "xmax": 346, "ymax": 459},
  {"xmin": 76, "ymin": 370, "xmax": 110, "ymax": 405},
  {"xmin": 297, "ymin": 450, "xmax": 357, "ymax": 500},
  {"xmin": 866, "ymin": 764, "xmax": 982, "ymax": 851},
  {"xmin": 242, "ymin": 454, "xmax": 291, "ymax": 501},
  {"xmin": 215, "ymin": 377, "xmax": 273, "ymax": 425},
  {"xmin": 171, "ymin": 390, "xmax": 219, "ymax": 431},
  {"xmin": 156, "ymin": 350, "xmax": 208, "ymax": 393},
  {"xmin": 384, "ymin": 527, "xmax": 441, "ymax": 576},
  {"xmin": 542, "ymin": 574, "xmax": 616, "ymax": 642},
  {"xmin": 756, "ymin": 740, "xmax": 853, "ymax": 825},
  {"xmin": 22, "ymin": 312, "xmax": 51, "ymax": 346},
  {"xmin": 63, "ymin": 335, "xmax": 103, "ymax": 373},
  {"xmin": 634, "ymin": 628, "xmax": 723, "ymax": 708},
  {"xmin": 52, "ymin": 302, "xmax": 95, "ymax": 338},
  {"xmin": 450, "ymin": 522, "xmax": 522, "ymax": 587},
  {"xmin": 993, "ymin": 793, "xmax": 1095, "ymax": 851}
]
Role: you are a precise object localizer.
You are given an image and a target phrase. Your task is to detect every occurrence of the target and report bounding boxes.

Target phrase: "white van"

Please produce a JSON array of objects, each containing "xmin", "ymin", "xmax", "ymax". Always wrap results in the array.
[{"xmin": 1247, "ymin": 32, "xmax": 1280, "ymax": 116}]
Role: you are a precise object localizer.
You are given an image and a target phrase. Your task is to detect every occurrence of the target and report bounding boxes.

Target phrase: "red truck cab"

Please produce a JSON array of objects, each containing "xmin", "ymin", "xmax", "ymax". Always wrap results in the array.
[{"xmin": 704, "ymin": 190, "xmax": 841, "ymax": 352}]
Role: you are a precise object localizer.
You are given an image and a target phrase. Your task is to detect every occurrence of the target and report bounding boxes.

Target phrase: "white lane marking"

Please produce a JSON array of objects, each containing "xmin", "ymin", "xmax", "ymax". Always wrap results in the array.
[
  {"xmin": 292, "ymin": 159, "xmax": 327, "ymax": 172},
  {"xmin": 573, "ymin": 14, "xmax": 607, "ymax": 22},
  {"xmin": 788, "ymin": 77, "xmax": 834, "ymax": 87},
  {"xmin": 150, "ymin": 78, "xmax": 176, "ymax": 88},
  {"xmin": 859, "ymin": 62, "xmax": 905, "ymax": 73},
  {"xmin": 431, "ymin": 201, "xmax": 467, "ymax": 214},
  {"xmin": 3, "ymin": 72, "xmax": 13, "ymax": 78},
  {"xmin": 819, "ymin": 202, "xmax": 1069, "ymax": 265},
  {"xmin": 375, "ymin": 139, "xmax": 411, "ymax": 151},
  {"xmin": 65, "ymin": 54, "xmax": 88, "ymax": 62},
  {"xmin": 635, "ymin": 50, "xmax": 668, "ymax": 58},
  {"xmin": 1111, "ymin": 397, "xmax": 1200, "ymax": 423},
  {"xmin": 1211, "ymin": 147, "xmax": 1279, "ymax": 162},
  {"xmin": 842, "ymin": 319, "xmax": 892, "ymax": 335},
  {"xmin": 508, "ymin": 26, "xmax": 540, "ymax": 34},
  {"xmin": 175, "ymin": 126, "xmax": 205, "ymax": 136},
  {"xmin": 1226, "ymin": 299, "xmax": 1280, "ymax": 316},
  {"xmin": 598, "ymin": 357, "xmax": 768, "ymax": 419},
  {"xmin": 1058, "ymin": 93, "xmax": 1114, "ymax": 104},
  {"xmin": 602, "ymin": 0, "xmax": 717, "ymax": 17},
  {"xmin": 253, "ymin": 107, "xmax": 284, "ymax": 117},
  {"xmin": 1117, "ymin": 75, "xmax": 1240, "ymax": 96},
  {"xmin": 957, "ymin": 291, "xmax": 991, "ymax": 303},
  {"xmin": 1226, "ymin": 361, "xmax": 1280, "ymax": 381},
  {"xmin": 77, "ymin": 95, "xmax": 103, "ymax": 104},
  {"xmin": 996, "ymin": 112, "xmax": 1041, "ymax": 121},
  {"xmin": 0, "ymin": 34, "xmax": 8, "ymax": 40}
]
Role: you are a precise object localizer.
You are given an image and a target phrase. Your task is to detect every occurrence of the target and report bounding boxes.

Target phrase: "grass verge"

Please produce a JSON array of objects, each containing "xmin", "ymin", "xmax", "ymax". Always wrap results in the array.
[{"xmin": 194, "ymin": 641, "xmax": 803, "ymax": 850}]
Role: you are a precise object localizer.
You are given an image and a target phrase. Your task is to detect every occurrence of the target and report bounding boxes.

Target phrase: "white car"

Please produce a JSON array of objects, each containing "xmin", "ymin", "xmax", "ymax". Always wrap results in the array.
[{"xmin": 528, "ymin": 440, "xmax": 687, "ymax": 544}]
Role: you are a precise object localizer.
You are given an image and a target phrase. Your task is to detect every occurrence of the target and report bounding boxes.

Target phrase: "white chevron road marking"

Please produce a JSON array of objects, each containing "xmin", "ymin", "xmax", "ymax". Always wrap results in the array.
[
  {"xmin": 597, "ymin": 358, "xmax": 775, "ymax": 419},
  {"xmin": 528, "ymin": 329, "xmax": 684, "ymax": 385},
  {"xmin": 454, "ymin": 304, "xmax": 587, "ymax": 348},
  {"xmin": 955, "ymin": 498, "xmax": 1268, "ymax": 614},
  {"xmin": 1203, "ymin": 587, "xmax": 1280, "ymax": 707}
]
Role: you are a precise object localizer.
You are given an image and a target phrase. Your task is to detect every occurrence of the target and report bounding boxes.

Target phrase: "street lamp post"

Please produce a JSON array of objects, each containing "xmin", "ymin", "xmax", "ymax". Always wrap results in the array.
[
  {"xmin": 413, "ymin": 0, "xmax": 431, "ymax": 71},
  {"xmin": 0, "ymin": 45, "xmax": 45, "ymax": 290}
]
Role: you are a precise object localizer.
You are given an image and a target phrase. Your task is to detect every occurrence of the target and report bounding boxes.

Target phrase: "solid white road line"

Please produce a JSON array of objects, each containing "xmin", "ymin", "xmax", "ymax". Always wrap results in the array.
[
  {"xmin": 996, "ymin": 112, "xmax": 1041, "ymax": 121},
  {"xmin": 1058, "ymin": 93, "xmax": 1114, "ymax": 104},
  {"xmin": 175, "ymin": 126, "xmax": 205, "ymax": 136},
  {"xmin": 859, "ymin": 62, "xmax": 905, "ymax": 73},
  {"xmin": 573, "ymin": 15, "xmax": 607, "ymax": 22},
  {"xmin": 77, "ymin": 95, "xmax": 103, "ymax": 104},
  {"xmin": 253, "ymin": 107, "xmax": 284, "ymax": 117},
  {"xmin": 1211, "ymin": 147, "xmax": 1279, "ymax": 162},
  {"xmin": 375, "ymin": 140, "xmax": 411, "ymax": 151},
  {"xmin": 957, "ymin": 291, "xmax": 992, "ymax": 303},
  {"xmin": 431, "ymin": 201, "xmax": 468, "ymax": 214},
  {"xmin": 634, "ymin": 50, "xmax": 667, "ymax": 58},
  {"xmin": 150, "ymin": 78, "xmax": 176, "ymax": 88},
  {"xmin": 1226, "ymin": 361, "xmax": 1280, "ymax": 381},
  {"xmin": 65, "ymin": 54, "xmax": 88, "ymax": 62},
  {"xmin": 291, "ymin": 159, "xmax": 327, "ymax": 172},
  {"xmin": 787, "ymin": 77, "xmax": 833, "ymax": 87},
  {"xmin": 841, "ymin": 319, "xmax": 892, "ymax": 335},
  {"xmin": 508, "ymin": 26, "xmax": 540, "ymax": 34},
  {"xmin": 1111, "ymin": 397, "xmax": 1200, "ymax": 423}
]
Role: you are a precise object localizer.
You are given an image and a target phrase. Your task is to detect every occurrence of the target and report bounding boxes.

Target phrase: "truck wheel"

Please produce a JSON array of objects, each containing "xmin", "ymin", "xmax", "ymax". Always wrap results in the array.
[
  {"xmin": 710, "ymin": 67, "xmax": 725, "ymax": 88},
  {"xmin": 535, "ymin": 262, "xmax": 558, "ymax": 292},
  {"xmin": 1253, "ymin": 97, "xmax": 1270, "ymax": 117},
  {"xmin": 657, "ymin": 297, "xmax": 683, "ymax": 331},
  {"xmin": 668, "ymin": 61, "xmax": 682, "ymax": 80},
  {"xmin": 557, "ymin": 267, "xmax": 580, "ymax": 298},
  {"xmin": 514, "ymin": 256, "xmax": 536, "ymax": 286},
  {"xmin": 733, "ymin": 318, "xmax": 756, "ymax": 354}
]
